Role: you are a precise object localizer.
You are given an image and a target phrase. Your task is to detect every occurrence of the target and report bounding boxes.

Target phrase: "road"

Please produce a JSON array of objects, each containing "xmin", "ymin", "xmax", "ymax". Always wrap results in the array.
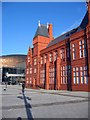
[{"xmin": 0, "ymin": 85, "xmax": 89, "ymax": 119}]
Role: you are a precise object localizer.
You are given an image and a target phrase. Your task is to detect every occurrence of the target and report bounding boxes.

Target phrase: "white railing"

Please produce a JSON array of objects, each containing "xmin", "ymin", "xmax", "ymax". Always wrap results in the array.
[{"xmin": 6, "ymin": 73, "xmax": 25, "ymax": 77}]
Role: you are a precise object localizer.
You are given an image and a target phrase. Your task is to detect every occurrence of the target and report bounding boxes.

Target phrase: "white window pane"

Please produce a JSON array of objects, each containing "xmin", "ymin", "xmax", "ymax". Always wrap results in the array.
[
  {"xmin": 30, "ymin": 80, "xmax": 32, "ymax": 84},
  {"xmin": 83, "ymin": 49, "xmax": 85, "ymax": 57},
  {"xmin": 73, "ymin": 72, "xmax": 76, "ymax": 76},
  {"xmin": 76, "ymin": 67, "xmax": 78, "ymax": 71},
  {"xmin": 77, "ymin": 77, "xmax": 79, "ymax": 84},
  {"xmin": 61, "ymin": 72, "xmax": 62, "ymax": 76},
  {"xmin": 63, "ymin": 66, "xmax": 65, "ymax": 70},
  {"xmin": 27, "ymin": 81, "xmax": 29, "ymax": 83},
  {"xmin": 72, "ymin": 44, "xmax": 75, "ymax": 47},
  {"xmin": 81, "ymin": 77, "xmax": 84, "ymax": 84},
  {"xmin": 80, "ymin": 67, "xmax": 83, "ymax": 70},
  {"xmin": 73, "ymin": 77, "xmax": 76, "ymax": 84},
  {"xmin": 84, "ymin": 76, "xmax": 86, "ymax": 84},
  {"xmin": 80, "ymin": 50, "xmax": 82, "ymax": 58},
  {"xmin": 61, "ymin": 67, "xmax": 62, "ymax": 71},
  {"xmin": 79, "ymin": 46, "xmax": 82, "ymax": 49},
  {"xmin": 72, "ymin": 48, "xmax": 74, "ymax": 51},
  {"xmin": 83, "ymin": 45, "xmax": 84, "ymax": 49},
  {"xmin": 34, "ymin": 68, "xmax": 36, "ymax": 73},
  {"xmin": 63, "ymin": 71, "xmax": 65, "ymax": 76},
  {"xmin": 73, "ymin": 53, "xmax": 75, "ymax": 59},
  {"xmin": 82, "ymin": 40, "xmax": 84, "ymax": 44},
  {"xmin": 73, "ymin": 68, "xmax": 75, "ymax": 71},
  {"xmin": 79, "ymin": 41, "xmax": 82, "ymax": 45}
]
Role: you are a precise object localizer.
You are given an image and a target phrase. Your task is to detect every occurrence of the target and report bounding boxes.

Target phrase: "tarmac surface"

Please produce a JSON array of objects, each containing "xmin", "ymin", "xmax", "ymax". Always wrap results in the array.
[{"xmin": 0, "ymin": 85, "xmax": 89, "ymax": 119}]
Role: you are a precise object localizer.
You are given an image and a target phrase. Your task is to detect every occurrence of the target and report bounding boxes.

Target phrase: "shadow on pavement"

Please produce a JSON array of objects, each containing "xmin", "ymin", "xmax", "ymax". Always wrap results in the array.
[
  {"xmin": 17, "ymin": 117, "xmax": 22, "ymax": 120},
  {"xmin": 17, "ymin": 91, "xmax": 33, "ymax": 120}
]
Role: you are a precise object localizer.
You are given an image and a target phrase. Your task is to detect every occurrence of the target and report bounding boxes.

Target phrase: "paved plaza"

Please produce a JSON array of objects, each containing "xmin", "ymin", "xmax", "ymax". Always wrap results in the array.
[{"xmin": 0, "ymin": 85, "xmax": 89, "ymax": 119}]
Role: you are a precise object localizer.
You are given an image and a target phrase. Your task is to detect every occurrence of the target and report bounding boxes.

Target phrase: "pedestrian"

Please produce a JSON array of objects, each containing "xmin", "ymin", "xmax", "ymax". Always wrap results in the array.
[{"xmin": 22, "ymin": 82, "xmax": 25, "ymax": 93}]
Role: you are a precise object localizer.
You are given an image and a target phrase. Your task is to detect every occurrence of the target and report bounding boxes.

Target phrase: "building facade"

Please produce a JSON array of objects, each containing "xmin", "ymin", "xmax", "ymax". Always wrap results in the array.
[
  {"xmin": 26, "ymin": 2, "xmax": 90, "ymax": 91},
  {"xmin": 0, "ymin": 54, "xmax": 26, "ymax": 84}
]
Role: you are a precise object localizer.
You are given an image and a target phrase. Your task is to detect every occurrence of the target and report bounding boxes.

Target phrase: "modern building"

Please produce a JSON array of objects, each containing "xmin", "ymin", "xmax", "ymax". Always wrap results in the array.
[
  {"xmin": 0, "ymin": 54, "xmax": 26, "ymax": 84},
  {"xmin": 26, "ymin": 2, "xmax": 90, "ymax": 91}
]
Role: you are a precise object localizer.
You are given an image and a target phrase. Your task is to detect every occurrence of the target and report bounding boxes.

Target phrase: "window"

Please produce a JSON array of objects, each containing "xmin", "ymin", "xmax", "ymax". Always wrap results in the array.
[
  {"xmin": 30, "ymin": 78, "xmax": 32, "ymax": 84},
  {"xmin": 73, "ymin": 67, "xmax": 80, "ymax": 84},
  {"xmin": 79, "ymin": 40, "xmax": 86, "ymax": 58},
  {"xmin": 60, "ymin": 48, "xmax": 65, "ymax": 60},
  {"xmin": 26, "ymin": 68, "xmax": 29, "ymax": 74},
  {"xmin": 28, "ymin": 57, "xmax": 30, "ymax": 63},
  {"xmin": 54, "ymin": 51, "xmax": 58, "ymax": 61},
  {"xmin": 72, "ymin": 44, "xmax": 76, "ymax": 60},
  {"xmin": 60, "ymin": 66, "xmax": 67, "ymax": 84},
  {"xmin": 49, "ymin": 53, "xmax": 53, "ymax": 62},
  {"xmin": 41, "ymin": 57, "xmax": 43, "ymax": 65},
  {"xmin": 80, "ymin": 66, "xmax": 88, "ymax": 84},
  {"xmin": 34, "ymin": 58, "xmax": 37, "ymax": 65},
  {"xmin": 40, "ymin": 70, "xmax": 45, "ymax": 84},
  {"xmin": 34, "ymin": 68, "xmax": 37, "ymax": 73},
  {"xmin": 26, "ymin": 80, "xmax": 29, "ymax": 84},
  {"xmin": 26, "ymin": 78, "xmax": 29, "ymax": 84},
  {"xmin": 73, "ymin": 66, "xmax": 88, "ymax": 84},
  {"xmin": 44, "ymin": 55, "xmax": 46, "ymax": 63},
  {"xmin": 49, "ymin": 68, "xmax": 55, "ymax": 84},
  {"xmin": 30, "ymin": 68, "xmax": 32, "ymax": 74}
]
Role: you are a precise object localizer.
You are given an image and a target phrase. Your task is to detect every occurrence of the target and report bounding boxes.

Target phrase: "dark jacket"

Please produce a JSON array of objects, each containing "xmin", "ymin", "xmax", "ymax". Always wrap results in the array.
[{"xmin": 22, "ymin": 83, "xmax": 25, "ymax": 89}]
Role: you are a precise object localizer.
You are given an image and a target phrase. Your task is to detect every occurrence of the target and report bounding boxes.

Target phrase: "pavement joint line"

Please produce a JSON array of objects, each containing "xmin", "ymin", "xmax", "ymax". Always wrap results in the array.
[
  {"xmin": 2, "ymin": 86, "xmax": 89, "ymax": 99},
  {"xmin": 1, "ymin": 92, "xmax": 40, "ymax": 96},
  {"xmin": 1, "ymin": 91, "xmax": 88, "ymax": 99},
  {"xmin": 2, "ymin": 94, "xmax": 21, "ymax": 96},
  {"xmin": 26, "ymin": 89, "xmax": 89, "ymax": 99},
  {"xmin": 2, "ymin": 99, "xmax": 88, "ymax": 110},
  {"xmin": 38, "ymin": 92, "xmax": 89, "ymax": 99}
]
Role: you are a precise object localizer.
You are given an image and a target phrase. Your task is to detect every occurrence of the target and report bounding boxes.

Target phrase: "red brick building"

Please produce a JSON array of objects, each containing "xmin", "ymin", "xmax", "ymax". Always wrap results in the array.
[{"xmin": 26, "ymin": 2, "xmax": 90, "ymax": 91}]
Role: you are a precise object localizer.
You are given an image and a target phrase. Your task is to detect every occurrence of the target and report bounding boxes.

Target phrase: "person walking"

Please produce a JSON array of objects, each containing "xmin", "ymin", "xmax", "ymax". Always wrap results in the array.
[{"xmin": 22, "ymin": 82, "xmax": 25, "ymax": 93}]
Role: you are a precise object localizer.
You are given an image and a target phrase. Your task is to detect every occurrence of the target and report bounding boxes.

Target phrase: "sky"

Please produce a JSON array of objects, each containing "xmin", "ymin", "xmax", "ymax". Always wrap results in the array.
[{"xmin": 2, "ymin": 2, "xmax": 87, "ymax": 56}]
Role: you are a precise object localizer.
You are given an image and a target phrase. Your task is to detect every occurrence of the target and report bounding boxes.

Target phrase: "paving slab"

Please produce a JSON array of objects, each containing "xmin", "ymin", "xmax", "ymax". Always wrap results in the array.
[{"xmin": 1, "ymin": 85, "xmax": 89, "ymax": 119}]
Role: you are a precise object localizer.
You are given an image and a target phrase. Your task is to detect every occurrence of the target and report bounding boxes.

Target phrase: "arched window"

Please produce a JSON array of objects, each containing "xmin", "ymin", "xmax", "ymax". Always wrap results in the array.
[
  {"xmin": 49, "ymin": 53, "xmax": 53, "ymax": 62},
  {"xmin": 60, "ymin": 48, "xmax": 65, "ymax": 60}
]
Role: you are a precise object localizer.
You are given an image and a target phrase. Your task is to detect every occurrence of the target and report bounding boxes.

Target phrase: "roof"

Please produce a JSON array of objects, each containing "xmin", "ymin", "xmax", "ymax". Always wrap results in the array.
[
  {"xmin": 0, "ymin": 54, "xmax": 26, "ymax": 58},
  {"xmin": 34, "ymin": 25, "xmax": 49, "ymax": 38},
  {"xmin": 0, "ymin": 54, "xmax": 26, "ymax": 68},
  {"xmin": 47, "ymin": 11, "xmax": 88, "ymax": 48}
]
